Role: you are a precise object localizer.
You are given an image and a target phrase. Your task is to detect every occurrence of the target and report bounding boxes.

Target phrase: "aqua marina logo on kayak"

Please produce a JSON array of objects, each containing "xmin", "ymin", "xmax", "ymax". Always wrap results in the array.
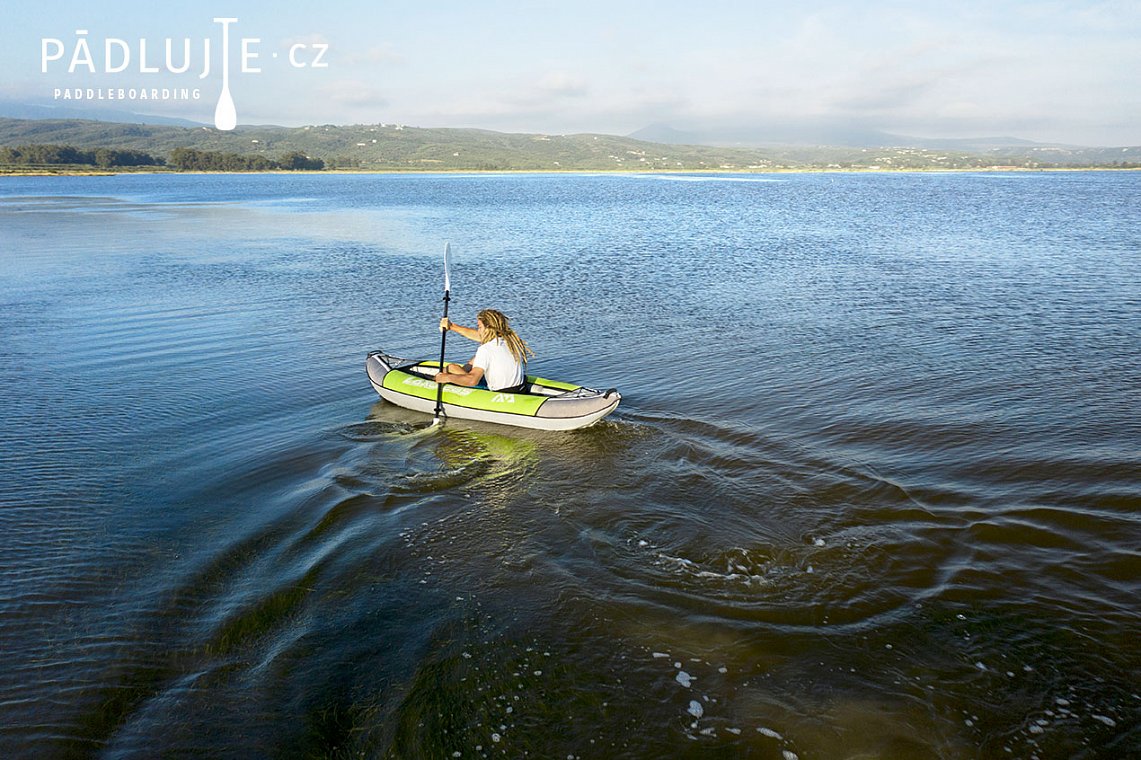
[
  {"xmin": 40, "ymin": 18, "xmax": 329, "ymax": 131},
  {"xmin": 403, "ymin": 376, "xmax": 476, "ymax": 397}
]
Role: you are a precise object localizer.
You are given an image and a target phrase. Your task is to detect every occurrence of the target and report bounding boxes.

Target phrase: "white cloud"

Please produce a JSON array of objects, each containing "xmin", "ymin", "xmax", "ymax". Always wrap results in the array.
[
  {"xmin": 321, "ymin": 80, "xmax": 388, "ymax": 108},
  {"xmin": 345, "ymin": 44, "xmax": 405, "ymax": 67},
  {"xmin": 536, "ymin": 72, "xmax": 588, "ymax": 98}
]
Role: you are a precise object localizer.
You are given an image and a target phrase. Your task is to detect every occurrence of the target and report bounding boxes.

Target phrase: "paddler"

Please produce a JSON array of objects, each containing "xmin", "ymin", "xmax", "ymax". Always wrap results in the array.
[{"xmin": 434, "ymin": 308, "xmax": 534, "ymax": 392}]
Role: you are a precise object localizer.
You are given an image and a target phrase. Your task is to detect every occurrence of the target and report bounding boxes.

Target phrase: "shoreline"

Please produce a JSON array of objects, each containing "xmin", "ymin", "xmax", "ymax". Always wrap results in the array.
[{"xmin": 3, "ymin": 166, "xmax": 1140, "ymax": 178}]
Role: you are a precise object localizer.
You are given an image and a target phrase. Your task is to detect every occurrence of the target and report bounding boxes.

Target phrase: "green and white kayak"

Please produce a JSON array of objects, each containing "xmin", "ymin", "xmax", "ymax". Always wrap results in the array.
[{"xmin": 366, "ymin": 350, "xmax": 620, "ymax": 431}]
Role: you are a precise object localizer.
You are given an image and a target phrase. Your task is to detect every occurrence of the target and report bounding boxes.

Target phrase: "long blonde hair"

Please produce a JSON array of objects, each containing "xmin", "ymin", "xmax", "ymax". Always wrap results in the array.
[{"xmin": 478, "ymin": 308, "xmax": 534, "ymax": 364}]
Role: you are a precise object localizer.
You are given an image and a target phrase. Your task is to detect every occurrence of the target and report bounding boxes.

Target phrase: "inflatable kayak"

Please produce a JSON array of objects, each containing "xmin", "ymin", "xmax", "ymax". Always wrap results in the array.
[{"xmin": 366, "ymin": 350, "xmax": 620, "ymax": 430}]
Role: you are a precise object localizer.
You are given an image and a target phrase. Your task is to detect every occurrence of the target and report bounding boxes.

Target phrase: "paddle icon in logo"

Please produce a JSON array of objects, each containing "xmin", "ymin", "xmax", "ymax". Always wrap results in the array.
[{"xmin": 213, "ymin": 17, "xmax": 237, "ymax": 131}]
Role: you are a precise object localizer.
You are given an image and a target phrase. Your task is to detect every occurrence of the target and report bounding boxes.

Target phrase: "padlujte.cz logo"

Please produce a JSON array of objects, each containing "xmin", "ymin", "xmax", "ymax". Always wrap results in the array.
[{"xmin": 41, "ymin": 18, "xmax": 329, "ymax": 130}]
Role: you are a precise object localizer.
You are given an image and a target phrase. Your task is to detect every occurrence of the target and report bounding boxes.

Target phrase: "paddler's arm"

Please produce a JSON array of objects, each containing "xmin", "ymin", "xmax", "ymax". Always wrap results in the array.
[
  {"xmin": 440, "ymin": 318, "xmax": 480, "ymax": 342},
  {"xmin": 434, "ymin": 363, "xmax": 485, "ymax": 387}
]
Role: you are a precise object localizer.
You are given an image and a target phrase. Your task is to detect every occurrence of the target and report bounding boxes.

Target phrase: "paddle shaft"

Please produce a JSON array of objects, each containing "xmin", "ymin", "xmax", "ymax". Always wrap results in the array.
[{"xmin": 434, "ymin": 289, "xmax": 450, "ymax": 419}]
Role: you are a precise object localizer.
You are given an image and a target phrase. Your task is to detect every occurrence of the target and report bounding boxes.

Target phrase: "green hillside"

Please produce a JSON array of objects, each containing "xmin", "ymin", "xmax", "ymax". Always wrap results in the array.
[
  {"xmin": 0, "ymin": 118, "xmax": 779, "ymax": 171},
  {"xmin": 1, "ymin": 117, "xmax": 1138, "ymax": 171}
]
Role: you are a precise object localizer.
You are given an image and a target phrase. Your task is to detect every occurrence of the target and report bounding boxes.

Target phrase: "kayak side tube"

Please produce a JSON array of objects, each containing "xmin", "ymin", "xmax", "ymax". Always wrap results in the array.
[{"xmin": 365, "ymin": 350, "xmax": 620, "ymax": 431}]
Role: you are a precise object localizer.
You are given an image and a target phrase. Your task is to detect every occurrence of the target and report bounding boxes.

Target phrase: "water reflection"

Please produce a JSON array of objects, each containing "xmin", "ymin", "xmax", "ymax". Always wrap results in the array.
[{"xmin": 1, "ymin": 172, "xmax": 1137, "ymax": 758}]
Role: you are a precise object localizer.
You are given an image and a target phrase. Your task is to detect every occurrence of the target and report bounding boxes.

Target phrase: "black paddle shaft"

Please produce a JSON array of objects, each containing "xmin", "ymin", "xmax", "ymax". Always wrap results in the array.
[{"xmin": 434, "ymin": 289, "xmax": 450, "ymax": 419}]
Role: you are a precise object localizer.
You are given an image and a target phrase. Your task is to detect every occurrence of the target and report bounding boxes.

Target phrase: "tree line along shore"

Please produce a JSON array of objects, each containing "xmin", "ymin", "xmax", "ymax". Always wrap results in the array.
[
  {"xmin": 0, "ymin": 144, "xmax": 324, "ymax": 172},
  {"xmin": 1, "ymin": 141, "xmax": 1138, "ymax": 175},
  {"xmin": 2, "ymin": 117, "xmax": 1139, "ymax": 173}
]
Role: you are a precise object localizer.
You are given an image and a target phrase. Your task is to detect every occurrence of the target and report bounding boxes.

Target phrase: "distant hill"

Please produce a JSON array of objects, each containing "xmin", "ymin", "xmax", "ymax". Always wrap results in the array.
[
  {"xmin": 0, "ymin": 101, "xmax": 204, "ymax": 128},
  {"xmin": 0, "ymin": 118, "xmax": 781, "ymax": 171},
  {"xmin": 628, "ymin": 122, "xmax": 1070, "ymax": 152},
  {"xmin": 629, "ymin": 122, "xmax": 906, "ymax": 149},
  {"xmin": 1, "ymin": 117, "xmax": 1137, "ymax": 171}
]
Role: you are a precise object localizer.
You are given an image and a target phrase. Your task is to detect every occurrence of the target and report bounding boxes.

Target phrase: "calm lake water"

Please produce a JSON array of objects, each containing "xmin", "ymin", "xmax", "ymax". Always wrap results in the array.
[{"xmin": 0, "ymin": 171, "xmax": 1137, "ymax": 758}]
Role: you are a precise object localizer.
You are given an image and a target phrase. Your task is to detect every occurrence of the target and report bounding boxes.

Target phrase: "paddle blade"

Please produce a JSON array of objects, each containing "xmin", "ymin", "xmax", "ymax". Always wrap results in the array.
[{"xmin": 443, "ymin": 242, "xmax": 452, "ymax": 293}]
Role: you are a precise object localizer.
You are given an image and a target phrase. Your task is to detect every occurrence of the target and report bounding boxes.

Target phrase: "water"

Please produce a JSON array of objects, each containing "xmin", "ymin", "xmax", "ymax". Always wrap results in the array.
[{"xmin": 1, "ymin": 171, "xmax": 1137, "ymax": 758}]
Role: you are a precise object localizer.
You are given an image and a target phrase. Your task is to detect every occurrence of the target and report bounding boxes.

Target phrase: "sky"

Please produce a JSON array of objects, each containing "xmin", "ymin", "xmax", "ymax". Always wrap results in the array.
[{"xmin": 3, "ymin": 0, "xmax": 1139, "ymax": 146}]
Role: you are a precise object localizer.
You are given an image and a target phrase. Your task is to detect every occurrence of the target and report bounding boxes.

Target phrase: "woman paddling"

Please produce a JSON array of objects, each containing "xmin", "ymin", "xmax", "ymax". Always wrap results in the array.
[{"xmin": 434, "ymin": 308, "xmax": 535, "ymax": 392}]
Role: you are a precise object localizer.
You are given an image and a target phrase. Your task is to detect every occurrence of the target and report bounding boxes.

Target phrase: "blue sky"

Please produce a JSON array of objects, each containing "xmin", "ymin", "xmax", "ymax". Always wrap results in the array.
[{"xmin": 4, "ymin": 0, "xmax": 1139, "ymax": 145}]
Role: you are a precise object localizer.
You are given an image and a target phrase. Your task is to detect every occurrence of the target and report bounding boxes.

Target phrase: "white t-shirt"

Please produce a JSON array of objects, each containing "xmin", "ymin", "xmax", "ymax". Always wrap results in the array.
[{"xmin": 472, "ymin": 338, "xmax": 523, "ymax": 391}]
